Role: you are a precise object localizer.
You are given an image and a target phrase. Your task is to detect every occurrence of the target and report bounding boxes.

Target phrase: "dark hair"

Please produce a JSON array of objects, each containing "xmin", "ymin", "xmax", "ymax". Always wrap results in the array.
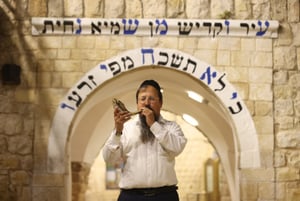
[{"xmin": 135, "ymin": 80, "xmax": 163, "ymax": 103}]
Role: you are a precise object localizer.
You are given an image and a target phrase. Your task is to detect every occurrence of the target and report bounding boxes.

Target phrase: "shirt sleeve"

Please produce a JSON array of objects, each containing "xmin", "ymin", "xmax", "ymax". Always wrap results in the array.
[
  {"xmin": 150, "ymin": 121, "xmax": 187, "ymax": 157},
  {"xmin": 102, "ymin": 129, "xmax": 123, "ymax": 164}
]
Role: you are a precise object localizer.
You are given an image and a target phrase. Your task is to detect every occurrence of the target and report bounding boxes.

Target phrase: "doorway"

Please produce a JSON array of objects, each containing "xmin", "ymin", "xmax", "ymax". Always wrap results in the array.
[{"xmin": 48, "ymin": 48, "xmax": 260, "ymax": 201}]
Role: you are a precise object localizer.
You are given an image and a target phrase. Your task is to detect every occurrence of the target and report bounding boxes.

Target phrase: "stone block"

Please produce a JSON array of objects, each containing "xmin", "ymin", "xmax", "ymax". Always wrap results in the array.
[
  {"xmin": 0, "ymin": 137, "xmax": 7, "ymax": 154},
  {"xmin": 240, "ymin": 182, "xmax": 258, "ymax": 199},
  {"xmin": 274, "ymin": 46, "xmax": 297, "ymax": 70},
  {"xmin": 0, "ymin": 183, "xmax": 16, "ymax": 201},
  {"xmin": 167, "ymin": 0, "xmax": 185, "ymax": 18},
  {"xmin": 32, "ymin": 187, "xmax": 64, "ymax": 201},
  {"xmin": 62, "ymin": 37, "xmax": 77, "ymax": 48},
  {"xmin": 179, "ymin": 38, "xmax": 199, "ymax": 50},
  {"xmin": 54, "ymin": 60, "xmax": 82, "ymax": 72},
  {"xmin": 255, "ymin": 101, "xmax": 273, "ymax": 116},
  {"xmin": 235, "ymin": 0, "xmax": 251, "ymax": 19},
  {"xmin": 0, "ymin": 98, "xmax": 17, "ymax": 114},
  {"xmin": 252, "ymin": 52, "xmax": 273, "ymax": 67},
  {"xmin": 275, "ymin": 116, "xmax": 294, "ymax": 130},
  {"xmin": 104, "ymin": 0, "xmax": 124, "ymax": 18},
  {"xmin": 3, "ymin": 114, "xmax": 22, "ymax": 135},
  {"xmin": 28, "ymin": 0, "xmax": 47, "ymax": 16},
  {"xmin": 37, "ymin": 72, "xmax": 51, "ymax": 88},
  {"xmin": 81, "ymin": 60, "xmax": 99, "ymax": 73},
  {"xmin": 38, "ymin": 37, "xmax": 62, "ymax": 49},
  {"xmin": 23, "ymin": 35, "xmax": 39, "ymax": 50},
  {"xmin": 125, "ymin": 37, "xmax": 143, "ymax": 49},
  {"xmin": 198, "ymin": 38, "xmax": 218, "ymax": 50},
  {"xmin": 275, "ymin": 99, "xmax": 294, "ymax": 116},
  {"xmin": 276, "ymin": 167, "xmax": 300, "ymax": 181},
  {"xmin": 76, "ymin": 36, "xmax": 96, "ymax": 49},
  {"xmin": 241, "ymin": 38, "xmax": 255, "ymax": 51},
  {"xmin": 231, "ymin": 83, "xmax": 249, "ymax": 99},
  {"xmin": 288, "ymin": 0, "xmax": 300, "ymax": 22},
  {"xmin": 275, "ymin": 182, "xmax": 286, "ymax": 199},
  {"xmin": 125, "ymin": 0, "xmax": 142, "ymax": 18},
  {"xmin": 249, "ymin": 83, "xmax": 272, "ymax": 101},
  {"xmin": 287, "ymin": 150, "xmax": 300, "ymax": 168},
  {"xmin": 37, "ymin": 89, "xmax": 66, "ymax": 107},
  {"xmin": 295, "ymin": 99, "xmax": 300, "ymax": 117},
  {"xmin": 211, "ymin": 0, "xmax": 233, "ymax": 19},
  {"xmin": 252, "ymin": 0, "xmax": 271, "ymax": 19},
  {"xmin": 64, "ymin": 0, "xmax": 83, "ymax": 17},
  {"xmin": 8, "ymin": 136, "xmax": 32, "ymax": 155},
  {"xmin": 259, "ymin": 182, "xmax": 275, "ymax": 199},
  {"xmin": 258, "ymin": 134, "xmax": 274, "ymax": 151},
  {"xmin": 274, "ymin": 151, "xmax": 287, "ymax": 167},
  {"xmin": 33, "ymin": 173, "xmax": 64, "ymax": 187},
  {"xmin": 143, "ymin": 0, "xmax": 166, "ymax": 18},
  {"xmin": 219, "ymin": 38, "xmax": 241, "ymax": 51},
  {"xmin": 231, "ymin": 51, "xmax": 251, "ymax": 67},
  {"xmin": 217, "ymin": 50, "xmax": 230, "ymax": 66},
  {"xmin": 95, "ymin": 36, "xmax": 111, "ymax": 49},
  {"xmin": 186, "ymin": 0, "xmax": 208, "ymax": 18},
  {"xmin": 61, "ymin": 72, "xmax": 83, "ymax": 88},
  {"xmin": 110, "ymin": 36, "xmax": 126, "ymax": 50},
  {"xmin": 249, "ymin": 68, "xmax": 272, "ymax": 83},
  {"xmin": 287, "ymin": 189, "xmax": 300, "ymax": 201},
  {"xmin": 34, "ymin": 49, "xmax": 57, "ymax": 60},
  {"xmin": 10, "ymin": 171, "xmax": 30, "ymax": 185},
  {"xmin": 274, "ymin": 71, "xmax": 288, "ymax": 85},
  {"xmin": 57, "ymin": 49, "xmax": 71, "ymax": 60},
  {"xmin": 275, "ymin": 23, "xmax": 293, "ymax": 46},
  {"xmin": 33, "ymin": 142, "xmax": 47, "ymax": 171},
  {"xmin": 71, "ymin": 49, "xmax": 102, "ymax": 60},
  {"xmin": 20, "ymin": 155, "xmax": 33, "ymax": 170},
  {"xmin": 23, "ymin": 71, "xmax": 38, "ymax": 88},
  {"xmin": 85, "ymin": 0, "xmax": 104, "ymax": 17},
  {"xmin": 72, "ymin": 183, "xmax": 87, "ymax": 193},
  {"xmin": 37, "ymin": 60, "xmax": 54, "ymax": 72},
  {"xmin": 240, "ymin": 168, "xmax": 274, "ymax": 181},
  {"xmin": 259, "ymin": 150, "xmax": 273, "ymax": 168},
  {"xmin": 194, "ymin": 49, "xmax": 216, "ymax": 65},
  {"xmin": 277, "ymin": 129, "xmax": 300, "ymax": 148},
  {"xmin": 273, "ymin": 85, "xmax": 295, "ymax": 99},
  {"xmin": 271, "ymin": 0, "xmax": 287, "ymax": 21},
  {"xmin": 16, "ymin": 186, "xmax": 32, "ymax": 201},
  {"xmin": 289, "ymin": 73, "xmax": 300, "ymax": 88},
  {"xmin": 48, "ymin": 0, "xmax": 63, "ymax": 17},
  {"xmin": 256, "ymin": 39, "xmax": 272, "ymax": 52},
  {"xmin": 0, "ymin": 175, "xmax": 9, "ymax": 184}
]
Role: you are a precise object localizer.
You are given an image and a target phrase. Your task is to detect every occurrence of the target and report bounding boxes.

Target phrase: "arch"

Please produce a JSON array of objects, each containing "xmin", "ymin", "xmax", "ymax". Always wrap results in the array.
[{"xmin": 48, "ymin": 48, "xmax": 260, "ymax": 201}]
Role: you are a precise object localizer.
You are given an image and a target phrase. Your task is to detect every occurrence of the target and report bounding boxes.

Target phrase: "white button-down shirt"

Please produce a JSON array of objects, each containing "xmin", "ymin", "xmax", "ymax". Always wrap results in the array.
[{"xmin": 102, "ymin": 116, "xmax": 187, "ymax": 189}]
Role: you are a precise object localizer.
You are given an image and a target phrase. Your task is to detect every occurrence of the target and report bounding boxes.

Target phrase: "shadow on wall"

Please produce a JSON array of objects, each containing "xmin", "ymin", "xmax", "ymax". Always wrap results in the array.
[
  {"xmin": 0, "ymin": 2, "xmax": 36, "ymax": 201},
  {"xmin": 0, "ymin": 0, "xmax": 36, "ymax": 84}
]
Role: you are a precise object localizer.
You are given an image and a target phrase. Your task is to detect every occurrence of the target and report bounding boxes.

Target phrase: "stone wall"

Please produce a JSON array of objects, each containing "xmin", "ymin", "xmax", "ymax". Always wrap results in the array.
[{"xmin": 0, "ymin": 0, "xmax": 299, "ymax": 201}]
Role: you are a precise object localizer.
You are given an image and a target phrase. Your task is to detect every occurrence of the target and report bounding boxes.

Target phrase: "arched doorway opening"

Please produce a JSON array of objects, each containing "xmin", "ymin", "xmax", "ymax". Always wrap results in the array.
[{"xmin": 48, "ymin": 48, "xmax": 260, "ymax": 201}]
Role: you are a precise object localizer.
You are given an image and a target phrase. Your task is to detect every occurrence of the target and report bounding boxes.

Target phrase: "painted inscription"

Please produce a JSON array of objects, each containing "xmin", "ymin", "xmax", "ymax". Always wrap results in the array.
[
  {"xmin": 61, "ymin": 48, "xmax": 243, "ymax": 115},
  {"xmin": 32, "ymin": 18, "xmax": 279, "ymax": 38}
]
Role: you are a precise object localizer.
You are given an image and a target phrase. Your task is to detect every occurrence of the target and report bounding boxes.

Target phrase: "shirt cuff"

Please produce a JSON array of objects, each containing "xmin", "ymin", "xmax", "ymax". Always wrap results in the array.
[
  {"xmin": 112, "ymin": 129, "xmax": 122, "ymax": 140},
  {"xmin": 150, "ymin": 121, "xmax": 162, "ymax": 136}
]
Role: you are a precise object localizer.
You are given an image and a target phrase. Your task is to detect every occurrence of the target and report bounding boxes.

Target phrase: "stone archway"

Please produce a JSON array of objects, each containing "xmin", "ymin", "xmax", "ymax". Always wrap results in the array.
[{"xmin": 48, "ymin": 48, "xmax": 260, "ymax": 201}]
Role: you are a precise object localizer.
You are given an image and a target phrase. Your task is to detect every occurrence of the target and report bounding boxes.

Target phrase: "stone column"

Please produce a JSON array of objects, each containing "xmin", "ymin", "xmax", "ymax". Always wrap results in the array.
[{"xmin": 72, "ymin": 162, "xmax": 91, "ymax": 201}]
